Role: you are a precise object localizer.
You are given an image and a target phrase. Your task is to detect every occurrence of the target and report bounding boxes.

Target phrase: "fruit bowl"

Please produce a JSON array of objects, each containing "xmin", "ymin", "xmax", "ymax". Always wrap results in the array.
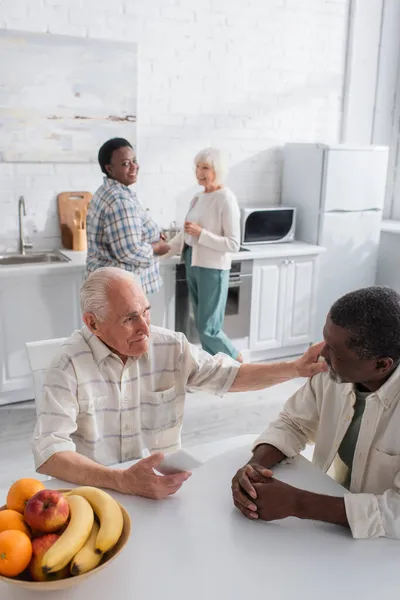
[{"xmin": 0, "ymin": 489, "xmax": 131, "ymax": 591}]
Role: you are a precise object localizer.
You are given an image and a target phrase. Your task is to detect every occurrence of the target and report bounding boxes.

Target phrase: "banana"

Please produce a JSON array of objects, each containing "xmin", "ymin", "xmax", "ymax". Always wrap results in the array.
[
  {"xmin": 42, "ymin": 495, "xmax": 94, "ymax": 574},
  {"xmin": 70, "ymin": 521, "xmax": 103, "ymax": 576},
  {"xmin": 65, "ymin": 487, "xmax": 123, "ymax": 554}
]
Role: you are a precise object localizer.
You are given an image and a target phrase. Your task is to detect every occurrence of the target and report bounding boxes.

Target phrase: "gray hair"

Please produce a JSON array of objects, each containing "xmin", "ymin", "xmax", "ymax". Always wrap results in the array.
[
  {"xmin": 194, "ymin": 147, "xmax": 227, "ymax": 185},
  {"xmin": 80, "ymin": 267, "xmax": 139, "ymax": 321},
  {"xmin": 330, "ymin": 286, "xmax": 400, "ymax": 361}
]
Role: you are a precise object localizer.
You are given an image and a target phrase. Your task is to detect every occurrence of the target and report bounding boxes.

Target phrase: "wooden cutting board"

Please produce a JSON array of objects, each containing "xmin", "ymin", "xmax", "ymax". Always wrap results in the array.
[{"xmin": 57, "ymin": 191, "xmax": 92, "ymax": 250}]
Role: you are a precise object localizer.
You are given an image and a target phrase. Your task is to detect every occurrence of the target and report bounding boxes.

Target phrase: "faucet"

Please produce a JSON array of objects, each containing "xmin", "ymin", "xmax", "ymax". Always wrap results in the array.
[{"xmin": 18, "ymin": 196, "xmax": 33, "ymax": 255}]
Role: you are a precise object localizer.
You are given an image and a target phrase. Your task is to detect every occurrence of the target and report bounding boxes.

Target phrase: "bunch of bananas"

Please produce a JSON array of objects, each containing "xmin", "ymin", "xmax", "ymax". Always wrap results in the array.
[{"xmin": 41, "ymin": 487, "xmax": 124, "ymax": 577}]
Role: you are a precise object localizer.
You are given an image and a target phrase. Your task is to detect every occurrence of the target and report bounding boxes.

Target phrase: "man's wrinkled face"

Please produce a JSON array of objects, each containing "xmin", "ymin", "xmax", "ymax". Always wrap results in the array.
[{"xmin": 85, "ymin": 278, "xmax": 151, "ymax": 359}]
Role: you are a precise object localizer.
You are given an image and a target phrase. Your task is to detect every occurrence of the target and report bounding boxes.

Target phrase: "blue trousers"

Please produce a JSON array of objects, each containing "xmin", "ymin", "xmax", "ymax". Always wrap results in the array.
[{"xmin": 184, "ymin": 247, "xmax": 239, "ymax": 359}]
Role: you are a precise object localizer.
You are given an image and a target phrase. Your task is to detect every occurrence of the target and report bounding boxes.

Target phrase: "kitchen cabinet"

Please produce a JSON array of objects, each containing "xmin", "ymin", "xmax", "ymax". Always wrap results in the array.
[
  {"xmin": 284, "ymin": 257, "xmax": 315, "ymax": 346},
  {"xmin": 150, "ymin": 264, "xmax": 176, "ymax": 330},
  {"xmin": 0, "ymin": 269, "xmax": 83, "ymax": 405},
  {"xmin": 249, "ymin": 255, "xmax": 315, "ymax": 353}
]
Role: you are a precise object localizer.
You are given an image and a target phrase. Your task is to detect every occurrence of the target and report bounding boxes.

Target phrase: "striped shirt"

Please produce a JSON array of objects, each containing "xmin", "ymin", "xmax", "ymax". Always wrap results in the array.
[
  {"xmin": 85, "ymin": 177, "xmax": 162, "ymax": 295},
  {"xmin": 32, "ymin": 326, "xmax": 240, "ymax": 470}
]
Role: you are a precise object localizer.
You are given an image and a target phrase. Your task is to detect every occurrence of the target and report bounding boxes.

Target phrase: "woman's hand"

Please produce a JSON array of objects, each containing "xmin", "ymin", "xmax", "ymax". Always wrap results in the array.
[
  {"xmin": 184, "ymin": 221, "xmax": 202, "ymax": 238},
  {"xmin": 152, "ymin": 240, "xmax": 170, "ymax": 256}
]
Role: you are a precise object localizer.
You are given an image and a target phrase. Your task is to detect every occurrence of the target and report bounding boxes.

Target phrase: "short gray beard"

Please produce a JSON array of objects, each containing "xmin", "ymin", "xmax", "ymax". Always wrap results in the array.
[{"xmin": 328, "ymin": 367, "xmax": 345, "ymax": 384}]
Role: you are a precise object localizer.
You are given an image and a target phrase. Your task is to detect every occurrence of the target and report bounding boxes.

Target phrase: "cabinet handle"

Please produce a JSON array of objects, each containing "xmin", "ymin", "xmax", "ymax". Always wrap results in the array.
[{"xmin": 282, "ymin": 259, "xmax": 289, "ymax": 266}]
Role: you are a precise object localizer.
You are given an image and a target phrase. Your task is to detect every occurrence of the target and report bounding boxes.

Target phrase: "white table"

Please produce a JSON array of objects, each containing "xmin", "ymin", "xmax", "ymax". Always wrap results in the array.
[{"xmin": 1, "ymin": 440, "xmax": 399, "ymax": 599}]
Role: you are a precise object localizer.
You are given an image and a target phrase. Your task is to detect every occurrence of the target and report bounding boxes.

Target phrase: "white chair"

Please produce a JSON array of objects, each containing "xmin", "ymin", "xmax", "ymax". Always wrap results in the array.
[
  {"xmin": 26, "ymin": 338, "xmax": 67, "ymax": 404},
  {"xmin": 22, "ymin": 338, "xmax": 67, "ymax": 485}
]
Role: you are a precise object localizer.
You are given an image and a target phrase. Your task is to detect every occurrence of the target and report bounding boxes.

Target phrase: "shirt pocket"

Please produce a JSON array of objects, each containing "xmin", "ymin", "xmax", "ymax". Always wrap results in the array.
[
  {"xmin": 141, "ymin": 386, "xmax": 180, "ymax": 433},
  {"xmin": 367, "ymin": 448, "xmax": 400, "ymax": 494},
  {"xmin": 76, "ymin": 396, "xmax": 108, "ymax": 443}
]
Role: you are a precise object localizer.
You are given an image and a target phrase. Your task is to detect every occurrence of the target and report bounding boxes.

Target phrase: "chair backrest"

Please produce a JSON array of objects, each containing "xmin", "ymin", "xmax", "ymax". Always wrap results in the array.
[{"xmin": 26, "ymin": 338, "xmax": 67, "ymax": 403}]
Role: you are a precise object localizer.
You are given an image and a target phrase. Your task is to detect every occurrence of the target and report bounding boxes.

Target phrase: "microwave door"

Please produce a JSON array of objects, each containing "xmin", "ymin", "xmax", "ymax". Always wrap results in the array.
[{"xmin": 244, "ymin": 210, "xmax": 294, "ymax": 244}]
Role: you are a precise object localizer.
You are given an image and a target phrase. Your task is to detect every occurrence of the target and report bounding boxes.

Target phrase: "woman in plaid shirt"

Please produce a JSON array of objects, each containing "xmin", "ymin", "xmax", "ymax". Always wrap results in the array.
[{"xmin": 85, "ymin": 138, "xmax": 169, "ymax": 296}]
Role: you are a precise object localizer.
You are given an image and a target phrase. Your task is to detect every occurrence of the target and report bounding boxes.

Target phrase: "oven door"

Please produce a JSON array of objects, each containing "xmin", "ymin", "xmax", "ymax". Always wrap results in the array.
[
  {"xmin": 224, "ymin": 260, "xmax": 252, "ymax": 339},
  {"xmin": 175, "ymin": 261, "xmax": 253, "ymax": 344}
]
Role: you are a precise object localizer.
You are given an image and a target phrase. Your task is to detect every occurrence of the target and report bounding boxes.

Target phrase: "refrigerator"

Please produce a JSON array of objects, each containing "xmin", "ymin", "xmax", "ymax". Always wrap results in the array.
[{"xmin": 282, "ymin": 143, "xmax": 389, "ymax": 341}]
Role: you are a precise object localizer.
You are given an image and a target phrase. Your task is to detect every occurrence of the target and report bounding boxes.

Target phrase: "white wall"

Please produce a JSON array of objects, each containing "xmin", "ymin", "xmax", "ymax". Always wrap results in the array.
[
  {"xmin": 0, "ymin": 0, "xmax": 349, "ymax": 251},
  {"xmin": 340, "ymin": 0, "xmax": 384, "ymax": 144},
  {"xmin": 338, "ymin": 0, "xmax": 400, "ymax": 219},
  {"xmin": 377, "ymin": 1, "xmax": 400, "ymax": 218}
]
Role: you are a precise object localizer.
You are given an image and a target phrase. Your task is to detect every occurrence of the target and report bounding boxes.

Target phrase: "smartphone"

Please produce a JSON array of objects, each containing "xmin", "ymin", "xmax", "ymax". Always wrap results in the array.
[{"xmin": 156, "ymin": 449, "xmax": 204, "ymax": 475}]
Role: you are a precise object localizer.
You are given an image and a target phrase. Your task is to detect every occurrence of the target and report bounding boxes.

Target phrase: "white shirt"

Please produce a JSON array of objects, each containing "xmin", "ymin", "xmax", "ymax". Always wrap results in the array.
[
  {"xmin": 165, "ymin": 187, "xmax": 241, "ymax": 270},
  {"xmin": 184, "ymin": 199, "xmax": 201, "ymax": 247},
  {"xmin": 254, "ymin": 367, "xmax": 400, "ymax": 539},
  {"xmin": 32, "ymin": 326, "xmax": 240, "ymax": 470}
]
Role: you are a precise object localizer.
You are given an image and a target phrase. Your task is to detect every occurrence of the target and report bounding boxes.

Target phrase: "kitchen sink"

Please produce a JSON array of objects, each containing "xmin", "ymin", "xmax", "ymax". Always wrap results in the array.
[{"xmin": 0, "ymin": 250, "xmax": 70, "ymax": 266}]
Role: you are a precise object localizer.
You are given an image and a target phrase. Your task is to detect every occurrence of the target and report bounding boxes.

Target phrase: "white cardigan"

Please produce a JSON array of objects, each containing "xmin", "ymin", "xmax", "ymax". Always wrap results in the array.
[{"xmin": 165, "ymin": 187, "xmax": 241, "ymax": 270}]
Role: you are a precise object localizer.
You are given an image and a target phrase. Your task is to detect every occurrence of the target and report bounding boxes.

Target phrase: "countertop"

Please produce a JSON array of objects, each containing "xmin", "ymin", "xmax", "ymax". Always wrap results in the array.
[
  {"xmin": 0, "ymin": 242, "xmax": 325, "ymax": 277},
  {"xmin": 164, "ymin": 241, "xmax": 325, "ymax": 265},
  {"xmin": 6, "ymin": 443, "xmax": 396, "ymax": 600},
  {"xmin": 381, "ymin": 219, "xmax": 400, "ymax": 234}
]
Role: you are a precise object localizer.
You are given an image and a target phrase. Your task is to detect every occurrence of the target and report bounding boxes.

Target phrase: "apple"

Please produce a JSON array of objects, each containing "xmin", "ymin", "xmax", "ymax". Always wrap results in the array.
[
  {"xmin": 29, "ymin": 534, "xmax": 70, "ymax": 582},
  {"xmin": 24, "ymin": 490, "xmax": 69, "ymax": 533}
]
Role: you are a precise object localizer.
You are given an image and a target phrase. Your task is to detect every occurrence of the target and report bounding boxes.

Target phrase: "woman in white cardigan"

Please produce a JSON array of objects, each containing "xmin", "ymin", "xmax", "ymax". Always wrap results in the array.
[{"xmin": 167, "ymin": 148, "xmax": 243, "ymax": 361}]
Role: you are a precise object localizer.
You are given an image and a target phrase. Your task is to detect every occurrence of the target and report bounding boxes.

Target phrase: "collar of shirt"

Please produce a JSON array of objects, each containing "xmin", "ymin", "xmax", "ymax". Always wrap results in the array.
[
  {"xmin": 103, "ymin": 176, "xmax": 131, "ymax": 193},
  {"xmin": 340, "ymin": 363, "xmax": 400, "ymax": 409},
  {"xmin": 372, "ymin": 362, "xmax": 400, "ymax": 408},
  {"xmin": 81, "ymin": 326, "xmax": 143, "ymax": 368}
]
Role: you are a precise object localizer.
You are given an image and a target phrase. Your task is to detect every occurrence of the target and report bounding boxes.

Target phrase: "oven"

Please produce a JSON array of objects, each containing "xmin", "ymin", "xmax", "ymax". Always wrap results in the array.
[{"xmin": 175, "ymin": 258, "xmax": 253, "ymax": 344}]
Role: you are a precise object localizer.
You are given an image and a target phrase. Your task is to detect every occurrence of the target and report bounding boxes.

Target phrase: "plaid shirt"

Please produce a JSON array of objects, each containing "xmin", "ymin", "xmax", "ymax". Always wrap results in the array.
[{"xmin": 85, "ymin": 178, "xmax": 162, "ymax": 295}]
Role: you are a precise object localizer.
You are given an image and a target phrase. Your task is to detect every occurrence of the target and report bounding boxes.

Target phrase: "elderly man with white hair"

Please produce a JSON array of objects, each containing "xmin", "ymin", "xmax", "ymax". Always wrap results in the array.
[
  {"xmin": 32, "ymin": 266, "xmax": 326, "ymax": 499},
  {"xmin": 166, "ymin": 148, "xmax": 243, "ymax": 361}
]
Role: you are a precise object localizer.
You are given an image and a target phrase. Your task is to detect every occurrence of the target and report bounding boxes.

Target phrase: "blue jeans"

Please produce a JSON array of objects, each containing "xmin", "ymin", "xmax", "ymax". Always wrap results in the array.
[{"xmin": 184, "ymin": 247, "xmax": 239, "ymax": 359}]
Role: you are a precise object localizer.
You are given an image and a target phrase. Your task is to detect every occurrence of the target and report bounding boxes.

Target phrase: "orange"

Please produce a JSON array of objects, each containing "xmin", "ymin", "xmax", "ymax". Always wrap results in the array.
[
  {"xmin": 0, "ymin": 529, "xmax": 32, "ymax": 577},
  {"xmin": 6, "ymin": 478, "xmax": 45, "ymax": 514},
  {"xmin": 0, "ymin": 510, "xmax": 31, "ymax": 538}
]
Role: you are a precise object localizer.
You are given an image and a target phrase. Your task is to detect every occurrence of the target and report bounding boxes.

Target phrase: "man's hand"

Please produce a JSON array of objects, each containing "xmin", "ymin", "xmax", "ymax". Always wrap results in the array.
[
  {"xmin": 235, "ymin": 476, "xmax": 349, "ymax": 528},
  {"xmin": 294, "ymin": 341, "xmax": 328, "ymax": 378},
  {"xmin": 117, "ymin": 453, "xmax": 191, "ymax": 499},
  {"xmin": 252, "ymin": 478, "xmax": 300, "ymax": 522},
  {"xmin": 152, "ymin": 240, "xmax": 170, "ymax": 256},
  {"xmin": 184, "ymin": 221, "xmax": 202, "ymax": 238},
  {"xmin": 231, "ymin": 463, "xmax": 273, "ymax": 519}
]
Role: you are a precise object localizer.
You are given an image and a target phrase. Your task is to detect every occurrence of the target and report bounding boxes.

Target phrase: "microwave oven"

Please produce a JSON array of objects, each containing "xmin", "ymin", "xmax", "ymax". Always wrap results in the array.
[{"xmin": 240, "ymin": 206, "xmax": 296, "ymax": 246}]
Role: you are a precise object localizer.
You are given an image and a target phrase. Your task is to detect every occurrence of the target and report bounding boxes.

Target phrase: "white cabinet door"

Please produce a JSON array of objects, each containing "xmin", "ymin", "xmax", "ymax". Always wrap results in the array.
[
  {"xmin": 249, "ymin": 258, "xmax": 287, "ymax": 351},
  {"xmin": 0, "ymin": 270, "xmax": 82, "ymax": 404},
  {"xmin": 284, "ymin": 258, "xmax": 315, "ymax": 347},
  {"xmin": 150, "ymin": 265, "xmax": 176, "ymax": 330}
]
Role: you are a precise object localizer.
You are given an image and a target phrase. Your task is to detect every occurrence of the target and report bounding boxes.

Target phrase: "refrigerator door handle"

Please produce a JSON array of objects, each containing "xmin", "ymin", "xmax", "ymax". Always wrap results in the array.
[{"xmin": 323, "ymin": 208, "xmax": 382, "ymax": 214}]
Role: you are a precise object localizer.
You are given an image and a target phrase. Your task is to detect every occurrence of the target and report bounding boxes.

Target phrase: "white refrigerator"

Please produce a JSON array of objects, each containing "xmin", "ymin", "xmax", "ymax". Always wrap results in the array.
[{"xmin": 282, "ymin": 143, "xmax": 389, "ymax": 341}]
